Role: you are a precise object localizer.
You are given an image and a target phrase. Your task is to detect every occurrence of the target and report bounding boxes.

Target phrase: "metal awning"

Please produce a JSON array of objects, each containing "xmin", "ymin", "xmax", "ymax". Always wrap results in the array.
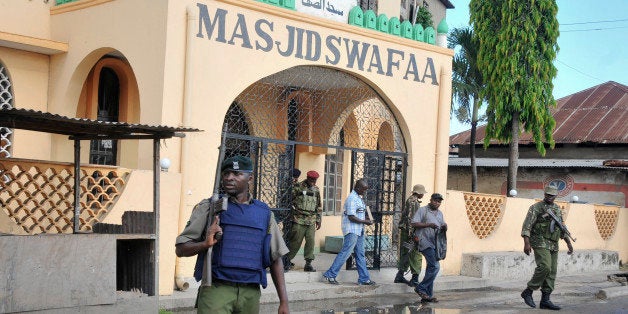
[
  {"xmin": 0, "ymin": 107, "xmax": 201, "ymax": 296},
  {"xmin": 0, "ymin": 108, "xmax": 200, "ymax": 139}
]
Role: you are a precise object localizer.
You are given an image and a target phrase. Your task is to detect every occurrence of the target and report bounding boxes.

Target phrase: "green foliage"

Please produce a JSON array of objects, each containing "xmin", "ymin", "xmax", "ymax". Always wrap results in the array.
[
  {"xmin": 415, "ymin": 6, "xmax": 433, "ymax": 29},
  {"xmin": 448, "ymin": 26, "xmax": 486, "ymax": 125},
  {"xmin": 470, "ymin": 0, "xmax": 559, "ymax": 156},
  {"xmin": 159, "ymin": 309, "xmax": 173, "ymax": 314}
]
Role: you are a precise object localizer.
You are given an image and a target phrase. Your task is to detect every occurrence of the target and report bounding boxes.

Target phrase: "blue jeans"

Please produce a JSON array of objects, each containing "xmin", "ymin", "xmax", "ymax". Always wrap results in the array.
[
  {"xmin": 323, "ymin": 231, "xmax": 370, "ymax": 283},
  {"xmin": 416, "ymin": 247, "xmax": 440, "ymax": 297}
]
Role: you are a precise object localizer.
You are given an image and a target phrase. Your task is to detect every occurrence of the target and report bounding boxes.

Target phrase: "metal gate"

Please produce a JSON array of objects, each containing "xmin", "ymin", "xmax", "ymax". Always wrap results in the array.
[
  {"xmin": 220, "ymin": 65, "xmax": 408, "ymax": 269},
  {"xmin": 349, "ymin": 150, "xmax": 406, "ymax": 269}
]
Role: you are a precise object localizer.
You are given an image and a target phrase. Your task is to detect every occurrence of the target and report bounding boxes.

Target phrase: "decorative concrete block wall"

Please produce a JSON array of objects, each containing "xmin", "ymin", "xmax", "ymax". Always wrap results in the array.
[{"xmin": 461, "ymin": 250, "xmax": 619, "ymax": 279}]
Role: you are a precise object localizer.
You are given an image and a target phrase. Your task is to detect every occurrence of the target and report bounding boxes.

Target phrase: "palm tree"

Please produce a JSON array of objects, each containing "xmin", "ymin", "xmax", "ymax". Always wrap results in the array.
[{"xmin": 448, "ymin": 26, "xmax": 485, "ymax": 192}]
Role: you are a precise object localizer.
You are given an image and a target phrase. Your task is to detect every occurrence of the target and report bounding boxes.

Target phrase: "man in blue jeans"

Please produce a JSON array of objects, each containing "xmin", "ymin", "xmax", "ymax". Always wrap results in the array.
[
  {"xmin": 411, "ymin": 193, "xmax": 448, "ymax": 302},
  {"xmin": 322, "ymin": 179, "xmax": 376, "ymax": 285}
]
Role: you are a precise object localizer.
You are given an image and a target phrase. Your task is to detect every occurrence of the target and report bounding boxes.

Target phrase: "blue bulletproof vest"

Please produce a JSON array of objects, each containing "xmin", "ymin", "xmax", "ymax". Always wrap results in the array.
[{"xmin": 212, "ymin": 200, "xmax": 272, "ymax": 288}]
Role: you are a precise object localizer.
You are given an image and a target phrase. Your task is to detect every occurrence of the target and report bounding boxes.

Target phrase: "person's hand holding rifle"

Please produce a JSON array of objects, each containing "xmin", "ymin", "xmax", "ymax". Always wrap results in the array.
[
  {"xmin": 546, "ymin": 208, "xmax": 575, "ymax": 255},
  {"xmin": 207, "ymin": 125, "xmax": 229, "ymax": 242}
]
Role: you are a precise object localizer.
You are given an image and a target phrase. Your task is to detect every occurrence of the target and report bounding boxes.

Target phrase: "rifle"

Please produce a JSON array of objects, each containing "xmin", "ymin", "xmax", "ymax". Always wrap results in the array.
[
  {"xmin": 210, "ymin": 124, "xmax": 229, "ymax": 241},
  {"xmin": 545, "ymin": 207, "xmax": 576, "ymax": 242}
]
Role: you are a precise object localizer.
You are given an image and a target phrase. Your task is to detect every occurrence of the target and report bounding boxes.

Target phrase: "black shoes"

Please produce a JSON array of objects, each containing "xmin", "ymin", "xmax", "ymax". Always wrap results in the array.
[
  {"xmin": 358, "ymin": 280, "xmax": 376, "ymax": 286},
  {"xmin": 409, "ymin": 274, "xmax": 419, "ymax": 287},
  {"xmin": 323, "ymin": 275, "xmax": 339, "ymax": 285},
  {"xmin": 304, "ymin": 260, "xmax": 316, "ymax": 272},
  {"xmin": 521, "ymin": 287, "xmax": 536, "ymax": 308},
  {"xmin": 540, "ymin": 291, "xmax": 561, "ymax": 310},
  {"xmin": 394, "ymin": 271, "xmax": 410, "ymax": 284}
]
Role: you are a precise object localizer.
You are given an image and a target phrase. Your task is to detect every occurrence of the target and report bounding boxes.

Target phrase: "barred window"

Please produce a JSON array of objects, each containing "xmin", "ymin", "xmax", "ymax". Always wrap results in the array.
[
  {"xmin": 0, "ymin": 62, "xmax": 15, "ymax": 158},
  {"xmin": 323, "ymin": 130, "xmax": 344, "ymax": 215}
]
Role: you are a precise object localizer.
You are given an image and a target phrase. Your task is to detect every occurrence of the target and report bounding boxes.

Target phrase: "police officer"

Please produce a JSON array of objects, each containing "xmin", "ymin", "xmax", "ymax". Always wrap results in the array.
[
  {"xmin": 175, "ymin": 156, "xmax": 290, "ymax": 314},
  {"xmin": 520, "ymin": 185, "xmax": 574, "ymax": 310},
  {"xmin": 285, "ymin": 170, "xmax": 322, "ymax": 272},
  {"xmin": 394, "ymin": 184, "xmax": 425, "ymax": 286}
]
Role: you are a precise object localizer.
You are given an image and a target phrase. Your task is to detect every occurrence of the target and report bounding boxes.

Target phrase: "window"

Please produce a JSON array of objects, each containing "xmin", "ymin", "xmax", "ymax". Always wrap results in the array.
[
  {"xmin": 89, "ymin": 67, "xmax": 120, "ymax": 165},
  {"xmin": 360, "ymin": 0, "xmax": 377, "ymax": 12},
  {"xmin": 0, "ymin": 62, "xmax": 14, "ymax": 158},
  {"xmin": 323, "ymin": 130, "xmax": 345, "ymax": 215}
]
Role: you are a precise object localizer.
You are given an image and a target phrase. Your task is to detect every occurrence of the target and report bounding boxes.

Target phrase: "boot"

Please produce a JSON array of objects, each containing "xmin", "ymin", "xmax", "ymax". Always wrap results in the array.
[
  {"xmin": 283, "ymin": 257, "xmax": 292, "ymax": 272},
  {"xmin": 521, "ymin": 287, "xmax": 536, "ymax": 308},
  {"xmin": 303, "ymin": 260, "xmax": 316, "ymax": 272},
  {"xmin": 540, "ymin": 291, "xmax": 561, "ymax": 310},
  {"xmin": 408, "ymin": 274, "xmax": 419, "ymax": 287},
  {"xmin": 394, "ymin": 271, "xmax": 409, "ymax": 284}
]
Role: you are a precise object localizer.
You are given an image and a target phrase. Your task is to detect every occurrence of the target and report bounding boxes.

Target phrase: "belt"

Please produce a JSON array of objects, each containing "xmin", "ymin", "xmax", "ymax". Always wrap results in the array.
[{"xmin": 212, "ymin": 278, "xmax": 259, "ymax": 288}]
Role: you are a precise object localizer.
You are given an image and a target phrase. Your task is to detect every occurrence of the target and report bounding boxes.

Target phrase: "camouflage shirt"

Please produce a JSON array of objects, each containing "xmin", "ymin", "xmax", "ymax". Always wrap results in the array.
[
  {"xmin": 291, "ymin": 181, "xmax": 322, "ymax": 225},
  {"xmin": 400, "ymin": 194, "xmax": 422, "ymax": 231},
  {"xmin": 521, "ymin": 201, "xmax": 564, "ymax": 251}
]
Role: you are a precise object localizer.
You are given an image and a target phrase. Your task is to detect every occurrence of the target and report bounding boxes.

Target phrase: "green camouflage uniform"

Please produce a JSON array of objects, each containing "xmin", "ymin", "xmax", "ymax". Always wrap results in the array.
[
  {"xmin": 398, "ymin": 194, "xmax": 423, "ymax": 274},
  {"xmin": 285, "ymin": 180, "xmax": 321, "ymax": 261},
  {"xmin": 521, "ymin": 201, "xmax": 564, "ymax": 293}
]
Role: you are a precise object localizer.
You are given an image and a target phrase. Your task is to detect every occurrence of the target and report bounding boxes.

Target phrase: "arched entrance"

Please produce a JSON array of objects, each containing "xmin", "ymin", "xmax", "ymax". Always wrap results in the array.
[{"xmin": 221, "ymin": 65, "xmax": 407, "ymax": 268}]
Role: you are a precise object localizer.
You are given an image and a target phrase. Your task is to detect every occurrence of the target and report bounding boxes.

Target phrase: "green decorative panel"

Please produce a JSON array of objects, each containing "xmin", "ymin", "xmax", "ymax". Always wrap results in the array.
[
  {"xmin": 413, "ymin": 24, "xmax": 425, "ymax": 42},
  {"xmin": 280, "ymin": 0, "xmax": 295, "ymax": 10},
  {"xmin": 388, "ymin": 17, "xmax": 401, "ymax": 36},
  {"xmin": 267, "ymin": 0, "xmax": 279, "ymax": 5},
  {"xmin": 400, "ymin": 20, "xmax": 413, "ymax": 39},
  {"xmin": 348, "ymin": 6, "xmax": 364, "ymax": 27},
  {"xmin": 364, "ymin": 10, "xmax": 377, "ymax": 30},
  {"xmin": 424, "ymin": 26, "xmax": 436, "ymax": 44},
  {"xmin": 376, "ymin": 14, "xmax": 389, "ymax": 33}
]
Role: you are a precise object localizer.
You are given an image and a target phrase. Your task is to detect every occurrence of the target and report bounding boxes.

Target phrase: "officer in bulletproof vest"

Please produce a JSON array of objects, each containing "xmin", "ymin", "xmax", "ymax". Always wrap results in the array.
[
  {"xmin": 284, "ymin": 170, "xmax": 322, "ymax": 272},
  {"xmin": 520, "ymin": 185, "xmax": 574, "ymax": 311}
]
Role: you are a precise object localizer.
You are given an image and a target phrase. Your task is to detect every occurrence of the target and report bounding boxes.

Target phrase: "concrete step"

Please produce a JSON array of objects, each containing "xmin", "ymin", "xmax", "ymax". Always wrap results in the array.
[
  {"xmin": 460, "ymin": 249, "xmax": 619, "ymax": 280},
  {"xmin": 159, "ymin": 270, "xmax": 489, "ymax": 311}
]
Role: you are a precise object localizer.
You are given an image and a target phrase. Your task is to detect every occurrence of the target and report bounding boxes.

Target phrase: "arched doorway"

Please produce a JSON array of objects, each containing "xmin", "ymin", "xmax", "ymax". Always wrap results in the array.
[{"xmin": 221, "ymin": 65, "xmax": 407, "ymax": 268}]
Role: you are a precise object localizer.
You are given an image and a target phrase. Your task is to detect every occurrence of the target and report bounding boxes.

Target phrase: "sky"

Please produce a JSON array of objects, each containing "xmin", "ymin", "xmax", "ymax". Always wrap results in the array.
[{"xmin": 446, "ymin": 0, "xmax": 628, "ymax": 135}]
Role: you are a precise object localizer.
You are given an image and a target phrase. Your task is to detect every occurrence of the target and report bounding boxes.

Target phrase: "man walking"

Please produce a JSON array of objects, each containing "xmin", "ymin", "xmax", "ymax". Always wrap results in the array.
[
  {"xmin": 322, "ymin": 179, "xmax": 376, "ymax": 285},
  {"xmin": 394, "ymin": 184, "xmax": 426, "ymax": 286},
  {"xmin": 520, "ymin": 185, "xmax": 574, "ymax": 310},
  {"xmin": 411, "ymin": 193, "xmax": 447, "ymax": 303},
  {"xmin": 175, "ymin": 156, "xmax": 289, "ymax": 314},
  {"xmin": 285, "ymin": 170, "xmax": 322, "ymax": 272}
]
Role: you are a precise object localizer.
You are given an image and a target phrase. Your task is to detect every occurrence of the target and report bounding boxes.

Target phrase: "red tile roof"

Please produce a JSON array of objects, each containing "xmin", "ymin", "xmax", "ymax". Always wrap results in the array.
[{"xmin": 450, "ymin": 81, "xmax": 628, "ymax": 145}]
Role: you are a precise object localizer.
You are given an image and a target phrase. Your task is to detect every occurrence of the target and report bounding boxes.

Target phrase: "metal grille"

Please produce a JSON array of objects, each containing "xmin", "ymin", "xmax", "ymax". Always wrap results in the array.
[
  {"xmin": 89, "ymin": 67, "xmax": 119, "ymax": 166},
  {"xmin": 351, "ymin": 151, "xmax": 405, "ymax": 269},
  {"xmin": 220, "ymin": 65, "xmax": 406, "ymax": 269},
  {"xmin": 323, "ymin": 148, "xmax": 344, "ymax": 215},
  {"xmin": 0, "ymin": 63, "xmax": 14, "ymax": 158}
]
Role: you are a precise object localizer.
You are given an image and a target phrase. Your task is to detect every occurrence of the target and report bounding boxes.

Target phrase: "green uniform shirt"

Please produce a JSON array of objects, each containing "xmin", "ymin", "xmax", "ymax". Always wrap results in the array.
[
  {"xmin": 291, "ymin": 181, "xmax": 322, "ymax": 225},
  {"xmin": 521, "ymin": 201, "xmax": 564, "ymax": 251},
  {"xmin": 400, "ymin": 194, "xmax": 422, "ymax": 231}
]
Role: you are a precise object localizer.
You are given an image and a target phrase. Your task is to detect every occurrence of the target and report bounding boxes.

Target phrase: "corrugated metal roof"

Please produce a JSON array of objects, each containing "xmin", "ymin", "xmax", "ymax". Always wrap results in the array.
[
  {"xmin": 448, "ymin": 157, "xmax": 628, "ymax": 170},
  {"xmin": 450, "ymin": 81, "xmax": 628, "ymax": 145},
  {"xmin": 0, "ymin": 108, "xmax": 201, "ymax": 139}
]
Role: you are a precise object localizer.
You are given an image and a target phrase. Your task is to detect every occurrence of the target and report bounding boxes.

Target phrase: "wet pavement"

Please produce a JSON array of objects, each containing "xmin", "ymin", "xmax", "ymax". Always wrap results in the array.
[{"xmin": 161, "ymin": 253, "xmax": 628, "ymax": 313}]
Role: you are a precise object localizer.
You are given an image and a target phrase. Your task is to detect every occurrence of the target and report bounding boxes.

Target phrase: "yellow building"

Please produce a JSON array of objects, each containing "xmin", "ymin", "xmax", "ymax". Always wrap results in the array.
[
  {"xmin": 1, "ymin": 0, "xmax": 454, "ymax": 297},
  {"xmin": 2, "ymin": 3, "xmax": 627, "ymax": 312}
]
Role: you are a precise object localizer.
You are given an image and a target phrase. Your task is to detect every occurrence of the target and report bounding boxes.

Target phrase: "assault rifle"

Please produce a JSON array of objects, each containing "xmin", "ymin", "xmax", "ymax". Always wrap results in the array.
[
  {"xmin": 546, "ymin": 207, "xmax": 576, "ymax": 242},
  {"xmin": 210, "ymin": 124, "xmax": 229, "ymax": 241}
]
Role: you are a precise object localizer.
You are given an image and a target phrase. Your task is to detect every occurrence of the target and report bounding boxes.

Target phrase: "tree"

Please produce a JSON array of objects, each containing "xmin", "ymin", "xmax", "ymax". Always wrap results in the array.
[
  {"xmin": 448, "ymin": 26, "xmax": 485, "ymax": 192},
  {"xmin": 470, "ymin": 0, "xmax": 559, "ymax": 194},
  {"xmin": 415, "ymin": 5, "xmax": 433, "ymax": 29}
]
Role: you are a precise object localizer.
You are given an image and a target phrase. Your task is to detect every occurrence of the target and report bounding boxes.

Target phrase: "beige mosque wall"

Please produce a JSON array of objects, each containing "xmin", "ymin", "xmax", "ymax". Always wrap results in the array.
[{"xmin": 0, "ymin": 47, "xmax": 52, "ymax": 160}]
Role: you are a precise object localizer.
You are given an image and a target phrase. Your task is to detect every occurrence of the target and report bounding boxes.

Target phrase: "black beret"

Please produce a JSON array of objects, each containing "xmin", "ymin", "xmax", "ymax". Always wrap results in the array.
[{"xmin": 221, "ymin": 156, "xmax": 253, "ymax": 173}]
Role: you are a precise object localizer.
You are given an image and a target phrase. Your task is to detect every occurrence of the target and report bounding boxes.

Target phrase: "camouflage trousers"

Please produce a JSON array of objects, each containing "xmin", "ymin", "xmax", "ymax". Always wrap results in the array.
[
  {"xmin": 286, "ymin": 222, "xmax": 316, "ymax": 261},
  {"xmin": 527, "ymin": 247, "xmax": 558, "ymax": 293},
  {"xmin": 397, "ymin": 229, "xmax": 422, "ymax": 274}
]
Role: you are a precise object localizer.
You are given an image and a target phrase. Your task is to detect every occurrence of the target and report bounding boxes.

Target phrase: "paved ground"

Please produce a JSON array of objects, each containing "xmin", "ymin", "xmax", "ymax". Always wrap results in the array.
[{"xmin": 161, "ymin": 253, "xmax": 628, "ymax": 313}]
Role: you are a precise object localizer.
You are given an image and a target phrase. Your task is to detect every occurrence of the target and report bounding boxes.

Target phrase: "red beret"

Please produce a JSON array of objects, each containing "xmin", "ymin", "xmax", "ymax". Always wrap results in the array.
[{"xmin": 306, "ymin": 170, "xmax": 319, "ymax": 178}]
